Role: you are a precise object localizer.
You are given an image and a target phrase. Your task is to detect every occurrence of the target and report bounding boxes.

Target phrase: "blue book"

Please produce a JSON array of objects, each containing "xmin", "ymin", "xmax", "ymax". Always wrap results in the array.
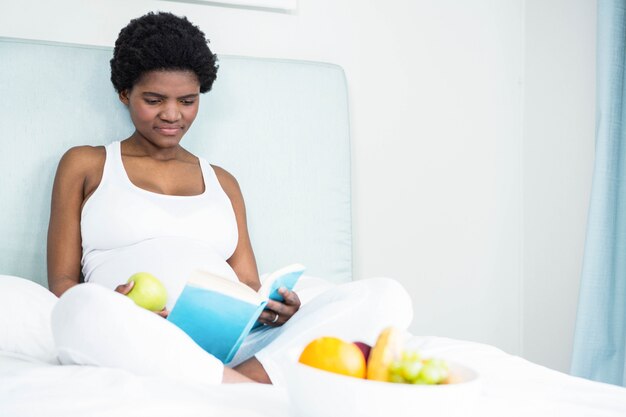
[{"xmin": 167, "ymin": 263, "xmax": 305, "ymax": 364}]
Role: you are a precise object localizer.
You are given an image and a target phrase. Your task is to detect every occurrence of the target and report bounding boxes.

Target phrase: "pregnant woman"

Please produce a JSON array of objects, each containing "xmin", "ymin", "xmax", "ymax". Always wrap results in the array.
[{"xmin": 47, "ymin": 11, "xmax": 413, "ymax": 385}]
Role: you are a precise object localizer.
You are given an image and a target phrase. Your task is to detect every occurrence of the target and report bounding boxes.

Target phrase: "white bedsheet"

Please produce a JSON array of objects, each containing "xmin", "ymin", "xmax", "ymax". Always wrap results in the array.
[
  {"xmin": 1, "ymin": 336, "xmax": 625, "ymax": 417},
  {"xmin": 0, "ymin": 352, "xmax": 289, "ymax": 417}
]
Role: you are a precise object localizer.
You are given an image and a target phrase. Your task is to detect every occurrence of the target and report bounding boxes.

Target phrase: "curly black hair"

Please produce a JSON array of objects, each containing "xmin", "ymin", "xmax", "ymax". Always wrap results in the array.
[{"xmin": 110, "ymin": 12, "xmax": 218, "ymax": 94}]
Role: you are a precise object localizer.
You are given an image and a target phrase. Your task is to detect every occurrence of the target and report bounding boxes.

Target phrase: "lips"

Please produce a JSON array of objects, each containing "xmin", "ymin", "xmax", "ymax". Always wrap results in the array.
[{"xmin": 155, "ymin": 125, "xmax": 183, "ymax": 136}]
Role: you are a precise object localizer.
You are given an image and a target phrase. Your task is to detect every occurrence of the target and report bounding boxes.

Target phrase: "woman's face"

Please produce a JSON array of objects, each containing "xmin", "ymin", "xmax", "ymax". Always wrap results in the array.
[{"xmin": 120, "ymin": 70, "xmax": 201, "ymax": 148}]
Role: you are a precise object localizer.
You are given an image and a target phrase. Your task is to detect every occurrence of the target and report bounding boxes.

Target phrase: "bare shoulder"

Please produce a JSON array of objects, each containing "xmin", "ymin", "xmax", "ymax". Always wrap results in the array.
[
  {"xmin": 54, "ymin": 145, "xmax": 106, "ymax": 196},
  {"xmin": 212, "ymin": 164, "xmax": 242, "ymax": 199},
  {"xmin": 57, "ymin": 145, "xmax": 105, "ymax": 174}
]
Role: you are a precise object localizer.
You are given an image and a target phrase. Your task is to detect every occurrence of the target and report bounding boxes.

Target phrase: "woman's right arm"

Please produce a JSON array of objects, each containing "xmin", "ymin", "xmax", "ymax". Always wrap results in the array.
[{"xmin": 47, "ymin": 147, "xmax": 102, "ymax": 297}]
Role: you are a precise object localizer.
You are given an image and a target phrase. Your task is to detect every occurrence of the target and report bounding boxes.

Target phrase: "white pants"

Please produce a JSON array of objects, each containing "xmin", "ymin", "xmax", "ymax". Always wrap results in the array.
[{"xmin": 51, "ymin": 277, "xmax": 413, "ymax": 386}]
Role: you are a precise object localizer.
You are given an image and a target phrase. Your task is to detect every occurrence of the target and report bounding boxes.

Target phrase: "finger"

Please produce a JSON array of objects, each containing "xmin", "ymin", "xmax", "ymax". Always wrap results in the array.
[
  {"xmin": 157, "ymin": 308, "xmax": 169, "ymax": 319},
  {"xmin": 268, "ymin": 317, "xmax": 283, "ymax": 327},
  {"xmin": 258, "ymin": 308, "xmax": 287, "ymax": 327},
  {"xmin": 114, "ymin": 281, "xmax": 134, "ymax": 295},
  {"xmin": 261, "ymin": 319, "xmax": 281, "ymax": 327},
  {"xmin": 279, "ymin": 288, "xmax": 301, "ymax": 307},
  {"xmin": 266, "ymin": 300, "xmax": 288, "ymax": 315},
  {"xmin": 265, "ymin": 301, "xmax": 298, "ymax": 326},
  {"xmin": 268, "ymin": 311, "xmax": 284, "ymax": 327},
  {"xmin": 258, "ymin": 308, "xmax": 278, "ymax": 323}
]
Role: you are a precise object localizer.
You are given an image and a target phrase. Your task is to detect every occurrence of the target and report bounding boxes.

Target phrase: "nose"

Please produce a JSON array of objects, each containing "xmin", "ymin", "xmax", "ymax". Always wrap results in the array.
[{"xmin": 159, "ymin": 101, "xmax": 181, "ymax": 123}]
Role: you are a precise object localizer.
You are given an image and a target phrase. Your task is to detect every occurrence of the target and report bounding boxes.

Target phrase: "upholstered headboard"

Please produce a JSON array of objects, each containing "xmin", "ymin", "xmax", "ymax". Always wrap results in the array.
[{"xmin": 0, "ymin": 37, "xmax": 352, "ymax": 287}]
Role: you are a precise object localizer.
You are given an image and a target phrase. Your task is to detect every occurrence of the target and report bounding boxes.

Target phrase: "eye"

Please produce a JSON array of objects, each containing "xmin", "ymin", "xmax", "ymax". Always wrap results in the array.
[
  {"xmin": 180, "ymin": 99, "xmax": 196, "ymax": 106},
  {"xmin": 144, "ymin": 98, "xmax": 161, "ymax": 105}
]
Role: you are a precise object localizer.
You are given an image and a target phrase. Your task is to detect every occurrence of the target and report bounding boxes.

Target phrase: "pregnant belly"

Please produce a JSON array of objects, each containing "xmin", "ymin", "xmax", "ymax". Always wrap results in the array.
[{"xmin": 82, "ymin": 237, "xmax": 239, "ymax": 309}]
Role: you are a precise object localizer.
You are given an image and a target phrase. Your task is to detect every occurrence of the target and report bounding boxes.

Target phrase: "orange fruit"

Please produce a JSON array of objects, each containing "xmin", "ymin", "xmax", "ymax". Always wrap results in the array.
[{"xmin": 298, "ymin": 336, "xmax": 366, "ymax": 378}]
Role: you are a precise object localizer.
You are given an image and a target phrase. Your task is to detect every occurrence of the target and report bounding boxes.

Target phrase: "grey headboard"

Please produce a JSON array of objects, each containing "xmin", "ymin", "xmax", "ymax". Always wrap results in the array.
[{"xmin": 0, "ymin": 37, "xmax": 352, "ymax": 287}]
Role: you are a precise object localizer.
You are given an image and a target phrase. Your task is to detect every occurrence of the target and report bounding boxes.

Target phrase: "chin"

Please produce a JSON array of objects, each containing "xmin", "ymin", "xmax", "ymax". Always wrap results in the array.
[
  {"xmin": 158, "ymin": 136, "xmax": 184, "ymax": 146},
  {"xmin": 138, "ymin": 133, "xmax": 184, "ymax": 148}
]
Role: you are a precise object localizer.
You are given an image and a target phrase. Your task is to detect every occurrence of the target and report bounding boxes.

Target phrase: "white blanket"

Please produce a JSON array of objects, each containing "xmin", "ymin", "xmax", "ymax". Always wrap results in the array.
[{"xmin": 2, "ymin": 336, "xmax": 625, "ymax": 417}]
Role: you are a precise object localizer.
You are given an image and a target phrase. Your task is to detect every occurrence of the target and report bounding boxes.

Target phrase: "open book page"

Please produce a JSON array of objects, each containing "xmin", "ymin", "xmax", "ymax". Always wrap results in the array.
[
  {"xmin": 187, "ymin": 270, "xmax": 263, "ymax": 305},
  {"xmin": 249, "ymin": 263, "xmax": 305, "ymax": 331},
  {"xmin": 257, "ymin": 263, "xmax": 306, "ymax": 300}
]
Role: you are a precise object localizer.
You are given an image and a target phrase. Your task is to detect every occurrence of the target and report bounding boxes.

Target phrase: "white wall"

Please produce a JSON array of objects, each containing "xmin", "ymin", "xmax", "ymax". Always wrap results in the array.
[
  {"xmin": 523, "ymin": 0, "xmax": 596, "ymax": 372},
  {"xmin": 0, "ymin": 0, "xmax": 596, "ymax": 372}
]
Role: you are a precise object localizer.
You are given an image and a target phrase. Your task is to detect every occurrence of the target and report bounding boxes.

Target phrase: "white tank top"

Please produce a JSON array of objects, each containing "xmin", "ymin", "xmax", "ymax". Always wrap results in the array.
[{"xmin": 81, "ymin": 141, "xmax": 239, "ymax": 309}]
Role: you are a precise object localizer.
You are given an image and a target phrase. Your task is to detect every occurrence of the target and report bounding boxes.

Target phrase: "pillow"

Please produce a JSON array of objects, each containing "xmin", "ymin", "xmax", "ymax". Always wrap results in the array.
[{"xmin": 0, "ymin": 275, "xmax": 59, "ymax": 364}]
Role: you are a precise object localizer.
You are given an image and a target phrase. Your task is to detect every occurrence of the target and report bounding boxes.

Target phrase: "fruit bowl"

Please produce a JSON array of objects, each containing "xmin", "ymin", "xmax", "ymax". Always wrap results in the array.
[{"xmin": 284, "ymin": 354, "xmax": 481, "ymax": 417}]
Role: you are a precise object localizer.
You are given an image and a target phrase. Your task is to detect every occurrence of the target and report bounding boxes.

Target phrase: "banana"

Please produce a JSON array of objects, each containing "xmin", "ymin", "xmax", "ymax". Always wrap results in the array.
[{"xmin": 366, "ymin": 326, "xmax": 404, "ymax": 381}]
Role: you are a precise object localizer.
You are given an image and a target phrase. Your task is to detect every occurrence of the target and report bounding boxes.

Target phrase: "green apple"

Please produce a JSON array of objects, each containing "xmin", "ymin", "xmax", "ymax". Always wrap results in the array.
[{"xmin": 126, "ymin": 272, "xmax": 167, "ymax": 312}]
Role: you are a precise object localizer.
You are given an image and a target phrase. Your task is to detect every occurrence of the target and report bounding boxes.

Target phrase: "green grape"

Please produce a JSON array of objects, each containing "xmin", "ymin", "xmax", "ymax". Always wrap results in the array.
[
  {"xmin": 418, "ymin": 358, "xmax": 450, "ymax": 384},
  {"xmin": 400, "ymin": 358, "xmax": 423, "ymax": 382},
  {"xmin": 389, "ymin": 359, "xmax": 404, "ymax": 375},
  {"xmin": 388, "ymin": 359, "xmax": 407, "ymax": 383},
  {"xmin": 389, "ymin": 372, "xmax": 405, "ymax": 383},
  {"xmin": 401, "ymin": 350, "xmax": 422, "ymax": 362},
  {"xmin": 386, "ymin": 350, "xmax": 451, "ymax": 385},
  {"xmin": 412, "ymin": 376, "xmax": 430, "ymax": 385},
  {"xmin": 387, "ymin": 350, "xmax": 422, "ymax": 383}
]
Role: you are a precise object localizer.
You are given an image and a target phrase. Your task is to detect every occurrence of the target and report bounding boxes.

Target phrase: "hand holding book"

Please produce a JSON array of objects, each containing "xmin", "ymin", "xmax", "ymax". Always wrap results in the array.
[{"xmin": 257, "ymin": 286, "xmax": 302, "ymax": 327}]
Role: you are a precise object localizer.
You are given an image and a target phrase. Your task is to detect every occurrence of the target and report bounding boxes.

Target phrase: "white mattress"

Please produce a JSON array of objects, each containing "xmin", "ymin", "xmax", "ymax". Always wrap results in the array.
[{"xmin": 2, "ymin": 336, "xmax": 625, "ymax": 417}]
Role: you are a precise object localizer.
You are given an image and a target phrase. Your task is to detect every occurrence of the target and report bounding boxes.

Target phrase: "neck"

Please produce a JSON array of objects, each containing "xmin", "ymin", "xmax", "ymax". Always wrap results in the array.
[{"xmin": 123, "ymin": 134, "xmax": 185, "ymax": 161}]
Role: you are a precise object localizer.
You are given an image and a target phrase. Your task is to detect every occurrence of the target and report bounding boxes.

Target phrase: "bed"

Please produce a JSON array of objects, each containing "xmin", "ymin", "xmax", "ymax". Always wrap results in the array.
[{"xmin": 1, "ymin": 37, "xmax": 625, "ymax": 417}]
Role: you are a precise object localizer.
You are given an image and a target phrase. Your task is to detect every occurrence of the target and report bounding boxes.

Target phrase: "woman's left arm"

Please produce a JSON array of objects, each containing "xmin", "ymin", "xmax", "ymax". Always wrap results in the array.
[
  {"xmin": 213, "ymin": 165, "xmax": 261, "ymax": 291},
  {"xmin": 214, "ymin": 165, "xmax": 300, "ymax": 326}
]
